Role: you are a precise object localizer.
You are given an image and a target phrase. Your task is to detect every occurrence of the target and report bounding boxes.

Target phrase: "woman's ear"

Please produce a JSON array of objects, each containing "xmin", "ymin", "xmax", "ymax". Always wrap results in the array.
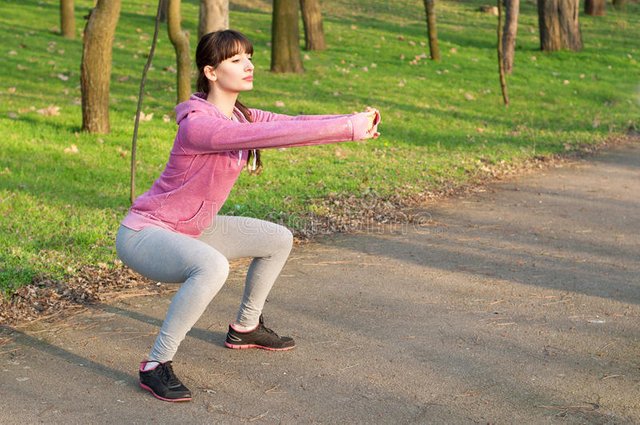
[{"xmin": 204, "ymin": 65, "xmax": 217, "ymax": 82}]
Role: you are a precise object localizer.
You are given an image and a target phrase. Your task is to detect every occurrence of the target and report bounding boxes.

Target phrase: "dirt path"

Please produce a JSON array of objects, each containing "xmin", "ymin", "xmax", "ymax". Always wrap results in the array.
[{"xmin": 1, "ymin": 142, "xmax": 639, "ymax": 424}]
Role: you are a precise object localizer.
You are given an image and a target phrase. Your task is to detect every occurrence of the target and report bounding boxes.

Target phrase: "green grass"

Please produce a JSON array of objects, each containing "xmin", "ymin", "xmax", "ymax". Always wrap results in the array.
[{"xmin": 1, "ymin": 0, "xmax": 639, "ymax": 294}]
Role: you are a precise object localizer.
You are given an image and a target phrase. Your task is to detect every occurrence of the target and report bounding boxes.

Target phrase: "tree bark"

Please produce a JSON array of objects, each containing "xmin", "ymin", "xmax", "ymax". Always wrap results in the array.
[
  {"xmin": 80, "ymin": 0, "xmax": 121, "ymax": 133},
  {"xmin": 198, "ymin": 0, "xmax": 229, "ymax": 40},
  {"xmin": 60, "ymin": 0, "xmax": 75, "ymax": 39},
  {"xmin": 585, "ymin": 0, "xmax": 606, "ymax": 16},
  {"xmin": 537, "ymin": 0, "xmax": 582, "ymax": 51},
  {"xmin": 271, "ymin": 0, "xmax": 304, "ymax": 73},
  {"xmin": 612, "ymin": 0, "xmax": 627, "ymax": 10},
  {"xmin": 497, "ymin": 0, "xmax": 509, "ymax": 105},
  {"xmin": 168, "ymin": 0, "xmax": 191, "ymax": 103},
  {"xmin": 423, "ymin": 0, "xmax": 440, "ymax": 61},
  {"xmin": 502, "ymin": 0, "xmax": 519, "ymax": 74},
  {"xmin": 300, "ymin": 0, "xmax": 326, "ymax": 51}
]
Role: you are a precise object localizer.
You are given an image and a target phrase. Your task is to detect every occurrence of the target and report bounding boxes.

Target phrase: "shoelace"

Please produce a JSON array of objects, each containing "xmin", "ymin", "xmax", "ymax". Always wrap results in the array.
[
  {"xmin": 160, "ymin": 362, "xmax": 182, "ymax": 387},
  {"xmin": 261, "ymin": 324, "xmax": 278, "ymax": 336}
]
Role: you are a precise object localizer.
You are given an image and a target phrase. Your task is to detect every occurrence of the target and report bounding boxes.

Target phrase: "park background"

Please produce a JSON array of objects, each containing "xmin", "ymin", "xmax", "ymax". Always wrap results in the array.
[{"xmin": 1, "ymin": 0, "xmax": 638, "ymax": 299}]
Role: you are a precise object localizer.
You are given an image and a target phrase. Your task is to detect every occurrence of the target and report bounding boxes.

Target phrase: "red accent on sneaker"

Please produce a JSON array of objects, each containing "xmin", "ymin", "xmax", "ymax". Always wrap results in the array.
[
  {"xmin": 139, "ymin": 383, "xmax": 192, "ymax": 402},
  {"xmin": 224, "ymin": 341, "xmax": 296, "ymax": 351}
]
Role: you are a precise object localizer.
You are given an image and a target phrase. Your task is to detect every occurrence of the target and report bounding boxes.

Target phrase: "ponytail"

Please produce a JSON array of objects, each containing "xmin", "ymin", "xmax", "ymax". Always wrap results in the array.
[{"xmin": 235, "ymin": 99, "xmax": 263, "ymax": 175}]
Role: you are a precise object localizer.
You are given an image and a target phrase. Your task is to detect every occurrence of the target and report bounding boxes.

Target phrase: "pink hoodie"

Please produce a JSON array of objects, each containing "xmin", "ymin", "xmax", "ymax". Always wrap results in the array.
[{"xmin": 121, "ymin": 93, "xmax": 379, "ymax": 237}]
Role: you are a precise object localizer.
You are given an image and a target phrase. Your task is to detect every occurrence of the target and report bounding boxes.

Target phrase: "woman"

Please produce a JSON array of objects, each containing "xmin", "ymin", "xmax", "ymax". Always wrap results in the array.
[{"xmin": 116, "ymin": 29, "xmax": 380, "ymax": 402}]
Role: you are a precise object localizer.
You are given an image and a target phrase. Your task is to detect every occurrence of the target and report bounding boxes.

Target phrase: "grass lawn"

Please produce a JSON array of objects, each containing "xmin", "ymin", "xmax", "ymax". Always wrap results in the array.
[{"xmin": 1, "ymin": 0, "xmax": 639, "ymax": 294}]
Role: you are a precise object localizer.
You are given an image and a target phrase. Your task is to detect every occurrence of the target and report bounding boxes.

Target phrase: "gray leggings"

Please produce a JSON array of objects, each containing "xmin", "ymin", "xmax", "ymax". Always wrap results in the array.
[{"xmin": 115, "ymin": 216, "xmax": 293, "ymax": 363}]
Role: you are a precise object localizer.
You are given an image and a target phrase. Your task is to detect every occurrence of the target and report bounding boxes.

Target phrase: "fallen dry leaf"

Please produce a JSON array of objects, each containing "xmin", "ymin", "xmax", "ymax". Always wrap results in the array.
[
  {"xmin": 37, "ymin": 105, "xmax": 60, "ymax": 116},
  {"xmin": 139, "ymin": 111, "xmax": 153, "ymax": 122},
  {"xmin": 64, "ymin": 144, "xmax": 79, "ymax": 154},
  {"xmin": 275, "ymin": 101, "xmax": 285, "ymax": 107}
]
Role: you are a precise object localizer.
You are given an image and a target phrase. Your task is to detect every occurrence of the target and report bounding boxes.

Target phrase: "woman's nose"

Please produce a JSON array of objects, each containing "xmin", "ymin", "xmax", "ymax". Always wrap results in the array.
[{"xmin": 245, "ymin": 60, "xmax": 254, "ymax": 71}]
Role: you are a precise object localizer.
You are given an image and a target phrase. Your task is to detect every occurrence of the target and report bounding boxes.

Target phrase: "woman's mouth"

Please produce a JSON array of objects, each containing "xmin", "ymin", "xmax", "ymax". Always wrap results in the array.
[{"xmin": 243, "ymin": 76, "xmax": 253, "ymax": 82}]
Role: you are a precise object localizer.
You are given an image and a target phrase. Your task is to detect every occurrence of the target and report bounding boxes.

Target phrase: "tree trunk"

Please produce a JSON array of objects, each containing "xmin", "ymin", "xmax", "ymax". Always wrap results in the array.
[
  {"xmin": 198, "ymin": 0, "xmax": 229, "ymax": 40},
  {"xmin": 80, "ymin": 0, "xmax": 121, "ymax": 133},
  {"xmin": 585, "ymin": 0, "xmax": 606, "ymax": 16},
  {"xmin": 60, "ymin": 0, "xmax": 75, "ymax": 39},
  {"xmin": 612, "ymin": 0, "xmax": 626, "ymax": 10},
  {"xmin": 537, "ymin": 0, "xmax": 582, "ymax": 51},
  {"xmin": 271, "ymin": 0, "xmax": 304, "ymax": 73},
  {"xmin": 423, "ymin": 0, "xmax": 440, "ymax": 61},
  {"xmin": 168, "ymin": 0, "xmax": 191, "ymax": 103},
  {"xmin": 300, "ymin": 0, "xmax": 326, "ymax": 51},
  {"xmin": 497, "ymin": 0, "xmax": 509, "ymax": 105},
  {"xmin": 502, "ymin": 0, "xmax": 519, "ymax": 74}
]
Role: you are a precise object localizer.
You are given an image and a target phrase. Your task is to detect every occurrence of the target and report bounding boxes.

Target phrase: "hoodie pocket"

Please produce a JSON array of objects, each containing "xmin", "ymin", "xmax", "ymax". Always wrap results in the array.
[{"xmin": 175, "ymin": 200, "xmax": 214, "ymax": 236}]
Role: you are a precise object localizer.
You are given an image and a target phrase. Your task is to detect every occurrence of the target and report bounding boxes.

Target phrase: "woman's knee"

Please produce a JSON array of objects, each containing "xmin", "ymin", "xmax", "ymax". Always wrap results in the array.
[
  {"xmin": 192, "ymin": 250, "xmax": 230, "ymax": 282},
  {"xmin": 271, "ymin": 225, "xmax": 294, "ymax": 254}
]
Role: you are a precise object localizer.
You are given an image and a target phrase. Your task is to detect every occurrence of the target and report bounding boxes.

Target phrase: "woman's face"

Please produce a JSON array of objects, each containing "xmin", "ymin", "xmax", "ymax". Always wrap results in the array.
[{"xmin": 206, "ymin": 51, "xmax": 254, "ymax": 93}]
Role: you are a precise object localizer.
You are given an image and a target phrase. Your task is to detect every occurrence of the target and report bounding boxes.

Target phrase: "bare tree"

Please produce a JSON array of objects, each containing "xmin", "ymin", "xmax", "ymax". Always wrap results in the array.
[
  {"xmin": 502, "ymin": 0, "xmax": 519, "ymax": 74},
  {"xmin": 80, "ymin": 0, "xmax": 121, "ymax": 133},
  {"xmin": 168, "ymin": 0, "xmax": 191, "ymax": 103},
  {"xmin": 198, "ymin": 0, "xmax": 229, "ymax": 40},
  {"xmin": 497, "ymin": 0, "xmax": 509, "ymax": 105},
  {"xmin": 159, "ymin": 0, "xmax": 168, "ymax": 23},
  {"xmin": 60, "ymin": 0, "xmax": 75, "ymax": 39},
  {"xmin": 271, "ymin": 0, "xmax": 304, "ymax": 73},
  {"xmin": 300, "ymin": 0, "xmax": 326, "ymax": 51},
  {"xmin": 585, "ymin": 0, "xmax": 606, "ymax": 16},
  {"xmin": 131, "ymin": 0, "xmax": 164, "ymax": 204},
  {"xmin": 423, "ymin": 0, "xmax": 440, "ymax": 61},
  {"xmin": 537, "ymin": 0, "xmax": 582, "ymax": 51}
]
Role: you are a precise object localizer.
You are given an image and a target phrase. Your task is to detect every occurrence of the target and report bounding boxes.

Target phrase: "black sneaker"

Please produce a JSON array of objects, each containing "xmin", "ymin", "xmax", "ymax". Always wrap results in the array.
[
  {"xmin": 225, "ymin": 315, "xmax": 295, "ymax": 351},
  {"xmin": 139, "ymin": 360, "xmax": 192, "ymax": 402}
]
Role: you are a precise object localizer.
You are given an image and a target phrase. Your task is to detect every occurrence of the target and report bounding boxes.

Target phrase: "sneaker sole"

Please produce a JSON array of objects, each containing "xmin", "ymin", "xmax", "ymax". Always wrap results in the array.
[
  {"xmin": 224, "ymin": 341, "xmax": 296, "ymax": 351},
  {"xmin": 139, "ymin": 383, "xmax": 192, "ymax": 402}
]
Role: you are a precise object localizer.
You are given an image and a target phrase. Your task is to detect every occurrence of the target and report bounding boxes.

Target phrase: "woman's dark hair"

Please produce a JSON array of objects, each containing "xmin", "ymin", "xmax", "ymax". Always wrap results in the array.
[{"xmin": 196, "ymin": 30, "xmax": 262, "ymax": 174}]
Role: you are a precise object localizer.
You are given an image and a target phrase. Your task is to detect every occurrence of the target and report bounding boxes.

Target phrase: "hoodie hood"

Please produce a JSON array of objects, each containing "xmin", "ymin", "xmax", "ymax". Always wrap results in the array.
[{"xmin": 175, "ymin": 92, "xmax": 235, "ymax": 125}]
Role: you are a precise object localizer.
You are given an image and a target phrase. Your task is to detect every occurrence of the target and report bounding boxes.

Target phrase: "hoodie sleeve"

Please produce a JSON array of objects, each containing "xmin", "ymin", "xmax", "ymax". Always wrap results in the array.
[
  {"xmin": 248, "ymin": 108, "xmax": 352, "ymax": 123},
  {"xmin": 175, "ymin": 110, "xmax": 373, "ymax": 154}
]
